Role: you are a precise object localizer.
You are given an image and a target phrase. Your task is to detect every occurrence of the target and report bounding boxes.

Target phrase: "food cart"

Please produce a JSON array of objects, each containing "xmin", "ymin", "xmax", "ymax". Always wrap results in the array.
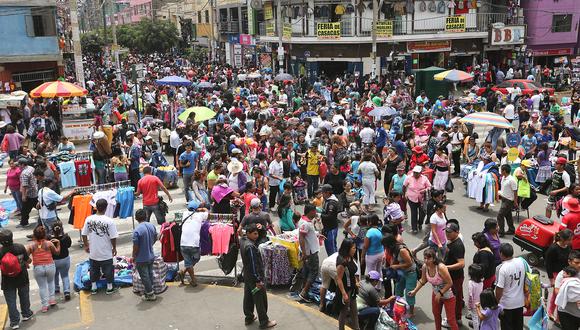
[{"xmin": 61, "ymin": 98, "xmax": 96, "ymax": 141}]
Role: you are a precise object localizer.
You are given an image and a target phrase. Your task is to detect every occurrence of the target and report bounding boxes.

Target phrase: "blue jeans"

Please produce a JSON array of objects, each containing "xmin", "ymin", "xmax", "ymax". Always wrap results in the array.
[
  {"xmin": 136, "ymin": 261, "xmax": 154, "ymax": 294},
  {"xmin": 183, "ymin": 173, "xmax": 194, "ymax": 202},
  {"xmin": 358, "ymin": 307, "xmax": 381, "ymax": 328},
  {"xmin": 10, "ymin": 188, "xmax": 22, "ymax": 212},
  {"xmin": 144, "ymin": 204, "xmax": 165, "ymax": 224},
  {"xmin": 323, "ymin": 228, "xmax": 338, "ymax": 255},
  {"xmin": 54, "ymin": 256, "xmax": 71, "ymax": 294},
  {"xmin": 33, "ymin": 263, "xmax": 56, "ymax": 307},
  {"xmin": 395, "ymin": 269, "xmax": 417, "ymax": 307},
  {"xmin": 3, "ymin": 286, "xmax": 33, "ymax": 327}
]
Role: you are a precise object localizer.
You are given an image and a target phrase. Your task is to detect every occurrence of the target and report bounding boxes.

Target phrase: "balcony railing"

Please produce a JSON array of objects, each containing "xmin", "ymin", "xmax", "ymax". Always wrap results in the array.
[
  {"xmin": 258, "ymin": 13, "xmax": 518, "ymax": 39},
  {"xmin": 219, "ymin": 21, "xmax": 239, "ymax": 33}
]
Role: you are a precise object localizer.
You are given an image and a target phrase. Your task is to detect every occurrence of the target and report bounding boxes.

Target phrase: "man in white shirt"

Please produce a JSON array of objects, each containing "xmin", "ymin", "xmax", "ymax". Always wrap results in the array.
[
  {"xmin": 450, "ymin": 125, "xmax": 464, "ymax": 176},
  {"xmin": 495, "ymin": 243, "xmax": 526, "ymax": 330},
  {"xmin": 360, "ymin": 123, "xmax": 375, "ymax": 145},
  {"xmin": 81, "ymin": 199, "xmax": 119, "ymax": 295},
  {"xmin": 497, "ymin": 164, "xmax": 518, "ymax": 236},
  {"xmin": 503, "ymin": 100, "xmax": 516, "ymax": 123},
  {"xmin": 297, "ymin": 204, "xmax": 320, "ymax": 302},
  {"xmin": 179, "ymin": 206, "xmax": 209, "ymax": 287},
  {"xmin": 531, "ymin": 90, "xmax": 542, "ymax": 111},
  {"xmin": 267, "ymin": 152, "xmax": 284, "ymax": 211}
]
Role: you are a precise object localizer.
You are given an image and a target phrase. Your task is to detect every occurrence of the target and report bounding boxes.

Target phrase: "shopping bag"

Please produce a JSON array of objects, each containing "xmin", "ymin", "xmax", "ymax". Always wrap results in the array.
[
  {"xmin": 527, "ymin": 305, "xmax": 548, "ymax": 330},
  {"xmin": 445, "ymin": 177, "xmax": 454, "ymax": 192},
  {"xmin": 518, "ymin": 179, "xmax": 531, "ymax": 198},
  {"xmin": 374, "ymin": 308, "xmax": 397, "ymax": 330}
]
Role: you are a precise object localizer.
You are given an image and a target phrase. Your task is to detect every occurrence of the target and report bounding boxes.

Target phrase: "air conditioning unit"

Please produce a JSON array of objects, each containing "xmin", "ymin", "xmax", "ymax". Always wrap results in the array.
[{"xmin": 251, "ymin": 0, "xmax": 263, "ymax": 10}]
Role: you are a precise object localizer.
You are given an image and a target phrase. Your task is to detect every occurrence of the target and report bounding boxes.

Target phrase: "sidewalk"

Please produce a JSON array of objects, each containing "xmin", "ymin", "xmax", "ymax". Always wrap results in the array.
[{"xmin": 2, "ymin": 283, "xmax": 339, "ymax": 330}]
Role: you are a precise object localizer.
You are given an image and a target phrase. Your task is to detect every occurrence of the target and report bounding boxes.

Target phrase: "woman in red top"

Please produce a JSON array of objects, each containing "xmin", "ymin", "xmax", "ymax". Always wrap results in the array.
[
  {"xmin": 26, "ymin": 226, "xmax": 60, "ymax": 312},
  {"xmin": 4, "ymin": 159, "xmax": 22, "ymax": 214},
  {"xmin": 410, "ymin": 146, "xmax": 430, "ymax": 169},
  {"xmin": 562, "ymin": 196, "xmax": 580, "ymax": 250}
]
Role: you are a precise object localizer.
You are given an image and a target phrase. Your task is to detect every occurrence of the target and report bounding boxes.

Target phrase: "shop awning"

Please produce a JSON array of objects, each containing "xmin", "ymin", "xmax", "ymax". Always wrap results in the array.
[{"xmin": 0, "ymin": 91, "xmax": 27, "ymax": 108}]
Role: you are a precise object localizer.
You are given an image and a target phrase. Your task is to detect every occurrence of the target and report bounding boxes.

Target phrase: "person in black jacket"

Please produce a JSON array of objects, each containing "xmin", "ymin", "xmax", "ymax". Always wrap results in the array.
[
  {"xmin": 241, "ymin": 224, "xmax": 276, "ymax": 329},
  {"xmin": 0, "ymin": 229, "xmax": 34, "ymax": 329},
  {"xmin": 321, "ymin": 184, "xmax": 340, "ymax": 255},
  {"xmin": 545, "ymin": 229, "xmax": 573, "ymax": 319}
]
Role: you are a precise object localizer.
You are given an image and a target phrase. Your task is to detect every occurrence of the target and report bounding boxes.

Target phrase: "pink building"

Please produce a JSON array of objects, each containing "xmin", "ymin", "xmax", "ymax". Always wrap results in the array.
[{"xmin": 107, "ymin": 0, "xmax": 153, "ymax": 26}]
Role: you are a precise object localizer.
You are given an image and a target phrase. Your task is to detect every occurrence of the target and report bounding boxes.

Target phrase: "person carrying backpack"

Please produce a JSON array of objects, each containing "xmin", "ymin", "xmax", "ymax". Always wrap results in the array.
[{"xmin": 0, "ymin": 229, "xmax": 34, "ymax": 329}]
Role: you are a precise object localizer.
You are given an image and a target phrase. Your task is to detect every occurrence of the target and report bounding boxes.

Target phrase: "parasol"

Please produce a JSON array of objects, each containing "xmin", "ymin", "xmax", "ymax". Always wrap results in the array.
[
  {"xmin": 155, "ymin": 75, "xmax": 191, "ymax": 86},
  {"xmin": 458, "ymin": 112, "xmax": 512, "ymax": 129},
  {"xmin": 274, "ymin": 73, "xmax": 293, "ymax": 81},
  {"xmin": 237, "ymin": 74, "xmax": 247, "ymax": 81},
  {"xmin": 29, "ymin": 81, "xmax": 87, "ymax": 98},
  {"xmin": 247, "ymin": 72, "xmax": 262, "ymax": 79},
  {"xmin": 196, "ymin": 81, "xmax": 215, "ymax": 89},
  {"xmin": 433, "ymin": 69, "xmax": 473, "ymax": 82},
  {"xmin": 368, "ymin": 106, "xmax": 397, "ymax": 117},
  {"xmin": 178, "ymin": 106, "xmax": 216, "ymax": 123}
]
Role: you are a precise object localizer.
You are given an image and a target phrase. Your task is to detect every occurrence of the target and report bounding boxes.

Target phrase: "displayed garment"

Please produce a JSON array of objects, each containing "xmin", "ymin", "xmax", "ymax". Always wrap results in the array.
[
  {"xmin": 259, "ymin": 242, "xmax": 292, "ymax": 286},
  {"xmin": 73, "ymin": 256, "xmax": 133, "ymax": 291},
  {"xmin": 160, "ymin": 222, "xmax": 183, "ymax": 262},
  {"xmin": 58, "ymin": 161, "xmax": 77, "ymax": 188},
  {"xmin": 270, "ymin": 234, "xmax": 301, "ymax": 269},
  {"xmin": 199, "ymin": 221, "xmax": 212, "ymax": 256},
  {"xmin": 208, "ymin": 223, "xmax": 234, "ymax": 255},
  {"xmin": 116, "ymin": 187, "xmax": 135, "ymax": 219},
  {"xmin": 90, "ymin": 190, "xmax": 117, "ymax": 218},
  {"xmin": 71, "ymin": 194, "xmax": 94, "ymax": 230},
  {"xmin": 335, "ymin": 4, "xmax": 345, "ymax": 15},
  {"xmin": 74, "ymin": 159, "xmax": 92, "ymax": 187}
]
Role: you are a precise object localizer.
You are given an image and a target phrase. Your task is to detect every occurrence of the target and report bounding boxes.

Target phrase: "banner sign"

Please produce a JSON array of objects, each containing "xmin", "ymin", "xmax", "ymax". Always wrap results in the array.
[
  {"xmin": 490, "ymin": 25, "xmax": 525, "ymax": 45},
  {"xmin": 445, "ymin": 15, "xmax": 465, "ymax": 33},
  {"xmin": 283, "ymin": 23, "xmax": 292, "ymax": 41},
  {"xmin": 407, "ymin": 40, "xmax": 451, "ymax": 53},
  {"xmin": 264, "ymin": 2, "xmax": 273, "ymax": 20},
  {"xmin": 375, "ymin": 20, "xmax": 393, "ymax": 38},
  {"xmin": 266, "ymin": 22, "xmax": 275, "ymax": 36},
  {"xmin": 62, "ymin": 120, "xmax": 93, "ymax": 141},
  {"xmin": 316, "ymin": 22, "xmax": 341, "ymax": 39}
]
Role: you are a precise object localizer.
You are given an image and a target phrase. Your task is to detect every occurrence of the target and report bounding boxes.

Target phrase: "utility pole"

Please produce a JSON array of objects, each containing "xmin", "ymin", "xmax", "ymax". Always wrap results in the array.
[
  {"xmin": 209, "ymin": 0, "xmax": 216, "ymax": 62},
  {"xmin": 276, "ymin": 0, "xmax": 284, "ymax": 74},
  {"xmin": 69, "ymin": 0, "xmax": 86, "ymax": 87},
  {"xmin": 101, "ymin": 0, "xmax": 107, "ymax": 40},
  {"xmin": 108, "ymin": 0, "xmax": 121, "ymax": 80},
  {"xmin": 371, "ymin": 0, "xmax": 383, "ymax": 80}
]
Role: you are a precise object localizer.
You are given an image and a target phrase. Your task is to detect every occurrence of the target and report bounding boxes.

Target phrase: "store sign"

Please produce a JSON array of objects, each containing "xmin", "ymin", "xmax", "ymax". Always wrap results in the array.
[
  {"xmin": 264, "ymin": 2, "xmax": 273, "ymax": 20},
  {"xmin": 375, "ymin": 20, "xmax": 393, "ymax": 38},
  {"xmin": 227, "ymin": 34, "xmax": 239, "ymax": 44},
  {"xmin": 239, "ymin": 34, "xmax": 254, "ymax": 45},
  {"xmin": 260, "ymin": 54, "xmax": 272, "ymax": 68},
  {"xmin": 62, "ymin": 120, "xmax": 93, "ymax": 141},
  {"xmin": 531, "ymin": 48, "xmax": 573, "ymax": 56},
  {"xmin": 265, "ymin": 22, "xmax": 275, "ymax": 37},
  {"xmin": 248, "ymin": 9, "xmax": 256, "ymax": 35},
  {"xmin": 445, "ymin": 15, "xmax": 465, "ymax": 33},
  {"xmin": 62, "ymin": 104, "xmax": 87, "ymax": 115},
  {"xmin": 316, "ymin": 22, "xmax": 341, "ymax": 39},
  {"xmin": 283, "ymin": 23, "xmax": 292, "ymax": 41},
  {"xmin": 490, "ymin": 25, "xmax": 525, "ymax": 46},
  {"xmin": 407, "ymin": 40, "xmax": 451, "ymax": 53}
]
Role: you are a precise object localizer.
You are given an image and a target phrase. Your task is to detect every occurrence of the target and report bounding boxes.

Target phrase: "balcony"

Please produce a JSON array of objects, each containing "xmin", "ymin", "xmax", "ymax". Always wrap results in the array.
[
  {"xmin": 258, "ymin": 12, "xmax": 519, "ymax": 43},
  {"xmin": 219, "ymin": 21, "xmax": 239, "ymax": 34}
]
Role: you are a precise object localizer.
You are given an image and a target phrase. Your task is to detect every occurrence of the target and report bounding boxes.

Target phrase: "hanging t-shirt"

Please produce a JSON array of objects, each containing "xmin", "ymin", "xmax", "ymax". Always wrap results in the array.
[
  {"xmin": 90, "ymin": 190, "xmax": 117, "ymax": 218},
  {"xmin": 74, "ymin": 160, "xmax": 92, "ymax": 187},
  {"xmin": 58, "ymin": 161, "xmax": 77, "ymax": 188},
  {"xmin": 72, "ymin": 194, "xmax": 94, "ymax": 230},
  {"xmin": 208, "ymin": 224, "xmax": 234, "ymax": 255},
  {"xmin": 116, "ymin": 187, "xmax": 135, "ymax": 219}
]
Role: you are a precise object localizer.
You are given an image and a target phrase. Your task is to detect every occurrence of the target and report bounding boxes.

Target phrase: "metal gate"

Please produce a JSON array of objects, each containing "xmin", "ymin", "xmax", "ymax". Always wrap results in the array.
[{"xmin": 12, "ymin": 70, "xmax": 56, "ymax": 83}]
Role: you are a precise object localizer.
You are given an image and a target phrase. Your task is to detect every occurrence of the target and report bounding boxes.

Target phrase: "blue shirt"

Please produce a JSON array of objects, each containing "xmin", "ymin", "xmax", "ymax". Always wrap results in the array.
[
  {"xmin": 393, "ymin": 140, "xmax": 406, "ymax": 157},
  {"xmin": 375, "ymin": 127, "xmax": 388, "ymax": 147},
  {"xmin": 179, "ymin": 151, "xmax": 198, "ymax": 175},
  {"xmin": 39, "ymin": 187, "xmax": 63, "ymax": 219},
  {"xmin": 117, "ymin": 187, "xmax": 135, "ymax": 219},
  {"xmin": 132, "ymin": 222, "xmax": 157, "ymax": 263},
  {"xmin": 391, "ymin": 173, "xmax": 407, "ymax": 193},
  {"xmin": 521, "ymin": 135, "xmax": 537, "ymax": 154},
  {"xmin": 366, "ymin": 228, "xmax": 384, "ymax": 255},
  {"xmin": 58, "ymin": 161, "xmax": 77, "ymax": 188},
  {"xmin": 129, "ymin": 145, "xmax": 141, "ymax": 170}
]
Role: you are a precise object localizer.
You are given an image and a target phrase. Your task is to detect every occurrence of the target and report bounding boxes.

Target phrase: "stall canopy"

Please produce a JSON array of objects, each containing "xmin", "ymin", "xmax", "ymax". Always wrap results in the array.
[
  {"xmin": 0, "ymin": 91, "xmax": 27, "ymax": 108},
  {"xmin": 29, "ymin": 81, "xmax": 87, "ymax": 98},
  {"xmin": 155, "ymin": 75, "xmax": 192, "ymax": 86}
]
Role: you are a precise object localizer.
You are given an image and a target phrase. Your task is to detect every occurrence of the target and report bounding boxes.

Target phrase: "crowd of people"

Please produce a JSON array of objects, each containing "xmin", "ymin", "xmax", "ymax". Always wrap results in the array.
[{"xmin": 0, "ymin": 51, "xmax": 578, "ymax": 330}]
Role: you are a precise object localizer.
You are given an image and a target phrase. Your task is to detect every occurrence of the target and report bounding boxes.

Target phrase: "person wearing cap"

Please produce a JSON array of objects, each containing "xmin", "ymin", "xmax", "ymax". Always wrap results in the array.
[
  {"xmin": 356, "ymin": 270, "xmax": 396, "ymax": 328},
  {"xmin": 18, "ymin": 158, "xmax": 37, "ymax": 228},
  {"xmin": 513, "ymin": 159, "xmax": 537, "ymax": 212},
  {"xmin": 547, "ymin": 157, "xmax": 571, "ymax": 218},
  {"xmin": 141, "ymin": 135, "xmax": 157, "ymax": 162},
  {"xmin": 528, "ymin": 112, "xmax": 541, "ymax": 131},
  {"xmin": 238, "ymin": 198, "xmax": 272, "ymax": 244},
  {"xmin": 496, "ymin": 164, "xmax": 518, "ymax": 237},
  {"xmin": 443, "ymin": 222, "xmax": 466, "ymax": 327},
  {"xmin": 321, "ymin": 183, "xmax": 340, "ymax": 255},
  {"xmin": 178, "ymin": 204, "xmax": 208, "ymax": 288},
  {"xmin": 404, "ymin": 165, "xmax": 432, "ymax": 233},
  {"xmin": 180, "ymin": 141, "xmax": 199, "ymax": 202},
  {"xmin": 0, "ymin": 228, "xmax": 34, "ymax": 329}
]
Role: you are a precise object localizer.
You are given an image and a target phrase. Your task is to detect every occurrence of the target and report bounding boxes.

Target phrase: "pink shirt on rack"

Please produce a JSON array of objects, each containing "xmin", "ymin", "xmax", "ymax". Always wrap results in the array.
[{"xmin": 209, "ymin": 224, "xmax": 234, "ymax": 255}]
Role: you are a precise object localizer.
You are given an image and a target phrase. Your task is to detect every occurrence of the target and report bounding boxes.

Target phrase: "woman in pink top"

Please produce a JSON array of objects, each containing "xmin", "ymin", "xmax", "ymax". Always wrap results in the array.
[
  {"xmin": 4, "ymin": 158, "xmax": 22, "ymax": 213},
  {"xmin": 403, "ymin": 167, "xmax": 432, "ymax": 233},
  {"xmin": 3, "ymin": 125, "xmax": 24, "ymax": 160},
  {"xmin": 409, "ymin": 248, "xmax": 458, "ymax": 330}
]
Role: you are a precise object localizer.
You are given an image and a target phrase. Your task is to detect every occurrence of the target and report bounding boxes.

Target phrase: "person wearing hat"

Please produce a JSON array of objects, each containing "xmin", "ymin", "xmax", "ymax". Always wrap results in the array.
[
  {"xmin": 404, "ymin": 165, "xmax": 432, "ymax": 233},
  {"xmin": 514, "ymin": 159, "xmax": 538, "ymax": 211},
  {"xmin": 547, "ymin": 157, "xmax": 571, "ymax": 218},
  {"xmin": 321, "ymin": 184, "xmax": 340, "ymax": 255},
  {"xmin": 443, "ymin": 221, "xmax": 466, "ymax": 327},
  {"xmin": 227, "ymin": 159, "xmax": 247, "ymax": 194},
  {"xmin": 528, "ymin": 112, "xmax": 541, "ymax": 131},
  {"xmin": 0, "ymin": 229, "xmax": 34, "ymax": 329},
  {"xmin": 410, "ymin": 146, "xmax": 429, "ymax": 169},
  {"xmin": 238, "ymin": 198, "xmax": 272, "ymax": 244},
  {"xmin": 562, "ymin": 196, "xmax": 580, "ymax": 251},
  {"xmin": 356, "ymin": 270, "xmax": 396, "ymax": 328},
  {"xmin": 18, "ymin": 157, "xmax": 37, "ymax": 228}
]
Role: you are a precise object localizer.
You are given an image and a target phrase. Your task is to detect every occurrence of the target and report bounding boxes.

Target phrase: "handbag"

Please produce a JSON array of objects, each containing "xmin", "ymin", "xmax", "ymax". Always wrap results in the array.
[{"xmin": 445, "ymin": 177, "xmax": 454, "ymax": 192}]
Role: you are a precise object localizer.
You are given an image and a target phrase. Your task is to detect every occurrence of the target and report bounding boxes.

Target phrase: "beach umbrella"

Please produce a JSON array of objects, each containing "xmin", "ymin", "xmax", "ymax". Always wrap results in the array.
[
  {"xmin": 247, "ymin": 72, "xmax": 262, "ymax": 79},
  {"xmin": 29, "ymin": 81, "xmax": 87, "ymax": 98},
  {"xmin": 433, "ymin": 69, "xmax": 473, "ymax": 82},
  {"xmin": 459, "ymin": 112, "xmax": 512, "ymax": 129},
  {"xmin": 368, "ymin": 106, "xmax": 397, "ymax": 117},
  {"xmin": 237, "ymin": 74, "xmax": 247, "ymax": 81},
  {"xmin": 274, "ymin": 73, "xmax": 293, "ymax": 81},
  {"xmin": 155, "ymin": 75, "xmax": 191, "ymax": 86},
  {"xmin": 197, "ymin": 81, "xmax": 215, "ymax": 89},
  {"xmin": 178, "ymin": 106, "xmax": 216, "ymax": 123}
]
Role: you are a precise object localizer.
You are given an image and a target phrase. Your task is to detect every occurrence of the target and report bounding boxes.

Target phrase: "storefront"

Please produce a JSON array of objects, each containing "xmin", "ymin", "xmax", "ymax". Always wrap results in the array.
[
  {"xmin": 407, "ymin": 41, "xmax": 452, "ymax": 69},
  {"xmin": 530, "ymin": 47, "xmax": 575, "ymax": 67}
]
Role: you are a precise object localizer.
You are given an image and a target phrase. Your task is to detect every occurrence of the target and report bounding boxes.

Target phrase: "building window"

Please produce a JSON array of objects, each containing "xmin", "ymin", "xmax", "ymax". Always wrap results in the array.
[
  {"xmin": 197, "ymin": 11, "xmax": 201, "ymax": 24},
  {"xmin": 205, "ymin": 10, "xmax": 210, "ymax": 23},
  {"xmin": 552, "ymin": 14, "xmax": 572, "ymax": 33},
  {"xmin": 25, "ymin": 7, "xmax": 56, "ymax": 37}
]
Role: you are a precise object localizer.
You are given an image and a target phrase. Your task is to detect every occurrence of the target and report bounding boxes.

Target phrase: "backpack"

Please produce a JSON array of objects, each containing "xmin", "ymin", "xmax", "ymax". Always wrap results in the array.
[
  {"xmin": 0, "ymin": 251, "xmax": 22, "ymax": 277},
  {"xmin": 519, "ymin": 257, "xmax": 541, "ymax": 313},
  {"xmin": 564, "ymin": 163, "xmax": 576, "ymax": 185}
]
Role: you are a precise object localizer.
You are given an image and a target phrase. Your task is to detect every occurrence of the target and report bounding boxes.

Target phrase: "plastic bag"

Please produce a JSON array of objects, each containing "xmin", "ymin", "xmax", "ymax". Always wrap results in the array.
[
  {"xmin": 375, "ymin": 308, "xmax": 397, "ymax": 330},
  {"xmin": 445, "ymin": 177, "xmax": 454, "ymax": 192}
]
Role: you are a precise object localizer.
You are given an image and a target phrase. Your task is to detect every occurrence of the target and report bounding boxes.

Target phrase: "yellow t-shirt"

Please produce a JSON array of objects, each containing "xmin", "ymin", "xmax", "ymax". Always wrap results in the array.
[{"xmin": 306, "ymin": 150, "xmax": 320, "ymax": 176}]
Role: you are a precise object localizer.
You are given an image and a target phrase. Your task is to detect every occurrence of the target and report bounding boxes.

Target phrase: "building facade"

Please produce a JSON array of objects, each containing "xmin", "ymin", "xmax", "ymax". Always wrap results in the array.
[
  {"xmin": 0, "ymin": 0, "xmax": 63, "ymax": 91},
  {"xmin": 522, "ymin": 0, "xmax": 580, "ymax": 66}
]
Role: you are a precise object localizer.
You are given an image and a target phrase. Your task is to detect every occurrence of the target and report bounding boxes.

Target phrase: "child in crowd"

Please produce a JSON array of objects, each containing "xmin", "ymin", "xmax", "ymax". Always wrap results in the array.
[
  {"xmin": 468, "ymin": 264, "xmax": 484, "ymax": 330},
  {"xmin": 353, "ymin": 180, "xmax": 365, "ymax": 200},
  {"xmin": 111, "ymin": 155, "xmax": 129, "ymax": 181},
  {"xmin": 476, "ymin": 288, "xmax": 502, "ymax": 330},
  {"xmin": 383, "ymin": 192, "xmax": 405, "ymax": 234},
  {"xmin": 241, "ymin": 182, "xmax": 258, "ymax": 217},
  {"xmin": 278, "ymin": 182, "xmax": 295, "ymax": 232},
  {"xmin": 311, "ymin": 189, "xmax": 324, "ymax": 209}
]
